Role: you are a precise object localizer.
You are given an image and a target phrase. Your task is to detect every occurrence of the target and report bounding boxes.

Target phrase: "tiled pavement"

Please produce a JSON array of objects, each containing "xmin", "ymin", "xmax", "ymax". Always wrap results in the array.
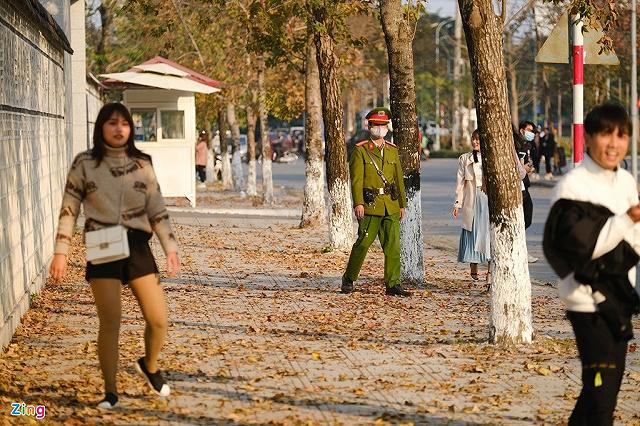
[{"xmin": 0, "ymin": 208, "xmax": 639, "ymax": 425}]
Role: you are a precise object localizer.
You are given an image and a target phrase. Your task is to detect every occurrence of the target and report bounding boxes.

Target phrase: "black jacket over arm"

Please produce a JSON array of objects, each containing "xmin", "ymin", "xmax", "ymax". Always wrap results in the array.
[{"xmin": 543, "ymin": 199, "xmax": 640, "ymax": 340}]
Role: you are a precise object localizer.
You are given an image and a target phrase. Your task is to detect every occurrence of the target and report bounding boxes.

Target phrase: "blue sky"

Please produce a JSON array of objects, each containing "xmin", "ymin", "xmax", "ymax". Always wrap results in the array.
[{"xmin": 427, "ymin": 0, "xmax": 456, "ymax": 17}]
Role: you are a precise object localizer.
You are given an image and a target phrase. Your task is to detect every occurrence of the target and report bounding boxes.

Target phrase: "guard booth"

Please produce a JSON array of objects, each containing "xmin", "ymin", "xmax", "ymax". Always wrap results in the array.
[{"xmin": 100, "ymin": 57, "xmax": 222, "ymax": 207}]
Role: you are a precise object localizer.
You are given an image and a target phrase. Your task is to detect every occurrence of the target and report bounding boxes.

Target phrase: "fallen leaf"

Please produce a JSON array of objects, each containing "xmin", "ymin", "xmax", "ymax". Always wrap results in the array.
[{"xmin": 536, "ymin": 367, "xmax": 551, "ymax": 376}]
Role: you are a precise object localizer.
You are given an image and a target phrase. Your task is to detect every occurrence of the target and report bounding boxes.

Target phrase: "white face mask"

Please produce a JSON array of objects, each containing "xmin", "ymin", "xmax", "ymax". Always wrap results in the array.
[
  {"xmin": 370, "ymin": 126, "xmax": 388, "ymax": 139},
  {"xmin": 523, "ymin": 130, "xmax": 535, "ymax": 142}
]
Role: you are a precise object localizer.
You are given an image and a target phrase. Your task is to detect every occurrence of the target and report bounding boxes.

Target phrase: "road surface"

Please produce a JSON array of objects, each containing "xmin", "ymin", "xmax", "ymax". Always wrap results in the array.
[{"xmin": 248, "ymin": 157, "xmax": 557, "ymax": 284}]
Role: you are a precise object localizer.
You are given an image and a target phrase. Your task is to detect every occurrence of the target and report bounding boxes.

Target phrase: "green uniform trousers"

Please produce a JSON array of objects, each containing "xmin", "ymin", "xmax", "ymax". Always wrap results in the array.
[{"xmin": 344, "ymin": 212, "xmax": 401, "ymax": 287}]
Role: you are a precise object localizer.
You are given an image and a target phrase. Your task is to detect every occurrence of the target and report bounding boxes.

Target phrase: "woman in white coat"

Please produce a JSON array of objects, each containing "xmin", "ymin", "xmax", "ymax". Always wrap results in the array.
[{"xmin": 452, "ymin": 130, "xmax": 491, "ymax": 282}]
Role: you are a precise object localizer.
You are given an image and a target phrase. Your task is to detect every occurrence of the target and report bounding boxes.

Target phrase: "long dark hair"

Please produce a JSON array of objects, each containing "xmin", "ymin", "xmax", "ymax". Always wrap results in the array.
[
  {"xmin": 92, "ymin": 103, "xmax": 152, "ymax": 165},
  {"xmin": 512, "ymin": 123, "xmax": 528, "ymax": 151},
  {"xmin": 471, "ymin": 129, "xmax": 480, "ymax": 163}
]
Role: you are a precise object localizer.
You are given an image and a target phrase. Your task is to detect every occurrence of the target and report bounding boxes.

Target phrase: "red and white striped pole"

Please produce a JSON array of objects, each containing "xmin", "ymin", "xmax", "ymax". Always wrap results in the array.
[{"xmin": 572, "ymin": 15, "xmax": 584, "ymax": 165}]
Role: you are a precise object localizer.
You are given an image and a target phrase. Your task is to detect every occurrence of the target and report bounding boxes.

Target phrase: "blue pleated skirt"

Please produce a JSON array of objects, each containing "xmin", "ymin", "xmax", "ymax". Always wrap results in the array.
[{"xmin": 457, "ymin": 187, "xmax": 491, "ymax": 264}]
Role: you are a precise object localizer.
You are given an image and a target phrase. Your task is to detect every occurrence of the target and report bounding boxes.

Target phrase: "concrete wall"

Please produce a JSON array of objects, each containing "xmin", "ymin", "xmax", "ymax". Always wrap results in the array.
[
  {"xmin": 40, "ymin": 0, "xmax": 73, "ymax": 164},
  {"xmin": 70, "ymin": 0, "xmax": 88, "ymax": 155},
  {"xmin": 86, "ymin": 77, "xmax": 103, "ymax": 144},
  {"xmin": 0, "ymin": 1, "xmax": 72, "ymax": 348}
]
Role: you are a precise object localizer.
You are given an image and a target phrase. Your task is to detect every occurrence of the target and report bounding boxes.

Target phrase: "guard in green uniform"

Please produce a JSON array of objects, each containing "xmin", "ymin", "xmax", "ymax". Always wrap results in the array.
[{"xmin": 341, "ymin": 107, "xmax": 412, "ymax": 297}]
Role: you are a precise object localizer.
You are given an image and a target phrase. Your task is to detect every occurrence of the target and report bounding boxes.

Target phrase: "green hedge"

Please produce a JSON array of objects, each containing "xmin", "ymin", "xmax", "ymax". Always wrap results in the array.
[{"xmin": 429, "ymin": 149, "xmax": 466, "ymax": 159}]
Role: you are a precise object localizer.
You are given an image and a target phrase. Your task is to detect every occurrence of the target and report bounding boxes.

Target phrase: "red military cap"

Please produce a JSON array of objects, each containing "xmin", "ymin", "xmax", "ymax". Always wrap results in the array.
[{"xmin": 366, "ymin": 107, "xmax": 391, "ymax": 124}]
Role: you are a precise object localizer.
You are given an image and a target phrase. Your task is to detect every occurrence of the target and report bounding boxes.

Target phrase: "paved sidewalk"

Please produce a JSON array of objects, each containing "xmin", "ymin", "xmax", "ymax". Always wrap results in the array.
[{"xmin": 1, "ymin": 190, "xmax": 639, "ymax": 425}]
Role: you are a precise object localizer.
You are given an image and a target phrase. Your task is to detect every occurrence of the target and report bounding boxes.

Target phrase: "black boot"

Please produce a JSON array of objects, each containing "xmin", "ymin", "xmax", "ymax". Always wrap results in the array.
[
  {"xmin": 385, "ymin": 284, "xmax": 412, "ymax": 297},
  {"xmin": 341, "ymin": 276, "xmax": 354, "ymax": 294}
]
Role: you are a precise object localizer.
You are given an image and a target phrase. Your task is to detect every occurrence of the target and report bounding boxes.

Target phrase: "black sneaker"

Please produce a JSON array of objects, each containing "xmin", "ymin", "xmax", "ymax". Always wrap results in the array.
[
  {"xmin": 97, "ymin": 392, "xmax": 118, "ymax": 409},
  {"xmin": 135, "ymin": 357, "xmax": 170, "ymax": 396},
  {"xmin": 385, "ymin": 285, "xmax": 412, "ymax": 297},
  {"xmin": 341, "ymin": 276, "xmax": 354, "ymax": 294}
]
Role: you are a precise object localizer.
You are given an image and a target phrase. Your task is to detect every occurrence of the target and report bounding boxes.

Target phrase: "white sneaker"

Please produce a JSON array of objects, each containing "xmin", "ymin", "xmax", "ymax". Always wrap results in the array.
[
  {"xmin": 135, "ymin": 357, "xmax": 171, "ymax": 397},
  {"xmin": 544, "ymin": 172, "xmax": 553, "ymax": 180},
  {"xmin": 97, "ymin": 393, "xmax": 118, "ymax": 409},
  {"xmin": 528, "ymin": 255, "xmax": 538, "ymax": 263}
]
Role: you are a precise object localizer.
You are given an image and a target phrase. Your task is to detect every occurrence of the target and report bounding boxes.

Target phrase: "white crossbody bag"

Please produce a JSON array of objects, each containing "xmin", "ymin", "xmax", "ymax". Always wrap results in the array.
[{"xmin": 85, "ymin": 158, "xmax": 130, "ymax": 265}]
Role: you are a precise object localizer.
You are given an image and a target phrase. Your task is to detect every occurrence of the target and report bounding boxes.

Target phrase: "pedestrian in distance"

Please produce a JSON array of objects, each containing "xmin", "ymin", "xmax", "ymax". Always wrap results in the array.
[
  {"xmin": 341, "ymin": 107, "xmax": 412, "ymax": 297},
  {"xmin": 538, "ymin": 126, "xmax": 557, "ymax": 180},
  {"xmin": 49, "ymin": 103, "xmax": 181, "ymax": 409},
  {"xmin": 420, "ymin": 127, "xmax": 431, "ymax": 161},
  {"xmin": 452, "ymin": 129, "xmax": 491, "ymax": 287},
  {"xmin": 530, "ymin": 125, "xmax": 542, "ymax": 180},
  {"xmin": 543, "ymin": 103, "xmax": 640, "ymax": 426},
  {"xmin": 513, "ymin": 121, "xmax": 538, "ymax": 263},
  {"xmin": 195, "ymin": 130, "xmax": 208, "ymax": 187}
]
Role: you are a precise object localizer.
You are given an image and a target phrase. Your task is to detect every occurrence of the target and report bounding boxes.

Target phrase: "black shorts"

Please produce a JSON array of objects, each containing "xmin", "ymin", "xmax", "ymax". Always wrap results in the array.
[{"xmin": 85, "ymin": 229, "xmax": 158, "ymax": 284}]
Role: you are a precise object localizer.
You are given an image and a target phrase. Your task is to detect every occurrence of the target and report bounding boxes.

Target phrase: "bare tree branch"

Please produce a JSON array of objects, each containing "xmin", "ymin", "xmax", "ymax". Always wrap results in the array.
[
  {"xmin": 503, "ymin": 0, "xmax": 536, "ymax": 31},
  {"xmin": 169, "ymin": 0, "xmax": 206, "ymax": 68}
]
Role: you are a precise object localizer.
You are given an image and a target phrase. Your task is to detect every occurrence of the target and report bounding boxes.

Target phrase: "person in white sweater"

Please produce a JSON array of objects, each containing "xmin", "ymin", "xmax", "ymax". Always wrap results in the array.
[
  {"xmin": 453, "ymin": 129, "xmax": 491, "ymax": 284},
  {"xmin": 543, "ymin": 103, "xmax": 640, "ymax": 425}
]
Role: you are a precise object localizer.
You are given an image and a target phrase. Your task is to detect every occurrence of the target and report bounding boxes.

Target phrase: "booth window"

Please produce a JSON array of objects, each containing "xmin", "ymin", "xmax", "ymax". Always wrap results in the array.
[
  {"xmin": 131, "ymin": 110, "xmax": 157, "ymax": 141},
  {"xmin": 161, "ymin": 110, "xmax": 185, "ymax": 139}
]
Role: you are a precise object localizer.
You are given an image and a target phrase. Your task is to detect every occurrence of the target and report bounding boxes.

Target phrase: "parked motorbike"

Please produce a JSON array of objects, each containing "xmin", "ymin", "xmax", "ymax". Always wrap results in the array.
[
  {"xmin": 275, "ymin": 151, "xmax": 298, "ymax": 163},
  {"xmin": 257, "ymin": 150, "xmax": 299, "ymax": 164}
]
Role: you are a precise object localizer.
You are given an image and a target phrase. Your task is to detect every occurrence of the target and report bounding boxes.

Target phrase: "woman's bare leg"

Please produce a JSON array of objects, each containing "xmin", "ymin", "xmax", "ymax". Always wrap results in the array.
[
  {"xmin": 90, "ymin": 279, "xmax": 122, "ymax": 394},
  {"xmin": 470, "ymin": 263, "xmax": 478, "ymax": 278},
  {"xmin": 129, "ymin": 274, "xmax": 167, "ymax": 373}
]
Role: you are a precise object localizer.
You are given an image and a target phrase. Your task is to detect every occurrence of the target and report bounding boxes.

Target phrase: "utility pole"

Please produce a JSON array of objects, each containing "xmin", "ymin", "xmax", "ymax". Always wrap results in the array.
[
  {"xmin": 452, "ymin": 4, "xmax": 462, "ymax": 150},
  {"xmin": 572, "ymin": 14, "xmax": 584, "ymax": 165},
  {"xmin": 632, "ymin": 0, "xmax": 638, "ymax": 182},
  {"xmin": 434, "ymin": 18, "xmax": 454, "ymax": 151}
]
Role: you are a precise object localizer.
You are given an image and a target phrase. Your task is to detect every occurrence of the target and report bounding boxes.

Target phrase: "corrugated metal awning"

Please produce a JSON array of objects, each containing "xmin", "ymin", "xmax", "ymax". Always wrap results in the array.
[
  {"xmin": 99, "ymin": 71, "xmax": 220, "ymax": 94},
  {"xmin": 134, "ymin": 63, "xmax": 190, "ymax": 77}
]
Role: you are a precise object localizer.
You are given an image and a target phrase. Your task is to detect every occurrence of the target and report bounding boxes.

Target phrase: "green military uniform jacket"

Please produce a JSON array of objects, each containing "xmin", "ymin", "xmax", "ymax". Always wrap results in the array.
[{"xmin": 349, "ymin": 139, "xmax": 407, "ymax": 216}]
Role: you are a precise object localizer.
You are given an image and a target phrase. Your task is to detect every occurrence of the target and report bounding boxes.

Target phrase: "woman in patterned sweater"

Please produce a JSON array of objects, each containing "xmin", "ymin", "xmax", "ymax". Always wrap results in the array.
[{"xmin": 49, "ymin": 103, "xmax": 180, "ymax": 409}]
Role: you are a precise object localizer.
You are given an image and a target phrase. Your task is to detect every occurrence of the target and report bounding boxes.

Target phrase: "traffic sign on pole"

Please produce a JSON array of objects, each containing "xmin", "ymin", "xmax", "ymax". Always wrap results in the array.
[
  {"xmin": 535, "ymin": 11, "xmax": 619, "ymax": 65},
  {"xmin": 573, "ymin": 15, "xmax": 585, "ymax": 165},
  {"xmin": 535, "ymin": 9, "xmax": 620, "ymax": 168}
]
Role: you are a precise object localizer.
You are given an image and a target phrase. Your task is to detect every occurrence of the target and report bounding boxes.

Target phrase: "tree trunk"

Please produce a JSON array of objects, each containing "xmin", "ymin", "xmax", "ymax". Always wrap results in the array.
[
  {"xmin": 300, "ymin": 35, "xmax": 327, "ymax": 228},
  {"xmin": 459, "ymin": 0, "xmax": 533, "ymax": 344},
  {"xmin": 344, "ymin": 88, "xmax": 355, "ymax": 140},
  {"xmin": 218, "ymin": 108, "xmax": 233, "ymax": 190},
  {"xmin": 533, "ymin": 8, "xmax": 551, "ymax": 127},
  {"xmin": 452, "ymin": 4, "xmax": 463, "ymax": 150},
  {"xmin": 257, "ymin": 59, "xmax": 274, "ymax": 205},
  {"xmin": 314, "ymin": 30, "xmax": 352, "ymax": 250},
  {"xmin": 246, "ymin": 102, "xmax": 258, "ymax": 196},
  {"xmin": 542, "ymin": 67, "xmax": 551, "ymax": 127},
  {"xmin": 532, "ymin": 62, "xmax": 538, "ymax": 122},
  {"xmin": 98, "ymin": 2, "xmax": 112, "ymax": 55},
  {"xmin": 557, "ymin": 92, "xmax": 563, "ymax": 138},
  {"xmin": 97, "ymin": 0, "xmax": 114, "ymax": 73},
  {"xmin": 506, "ymin": 33, "xmax": 519, "ymax": 128},
  {"xmin": 379, "ymin": 0, "xmax": 425, "ymax": 285},
  {"xmin": 227, "ymin": 102, "xmax": 245, "ymax": 193}
]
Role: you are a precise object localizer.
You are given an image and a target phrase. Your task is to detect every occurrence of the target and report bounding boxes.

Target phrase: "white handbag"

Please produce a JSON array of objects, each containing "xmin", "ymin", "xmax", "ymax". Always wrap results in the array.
[
  {"xmin": 85, "ymin": 158, "xmax": 130, "ymax": 265},
  {"xmin": 85, "ymin": 225, "xmax": 130, "ymax": 264}
]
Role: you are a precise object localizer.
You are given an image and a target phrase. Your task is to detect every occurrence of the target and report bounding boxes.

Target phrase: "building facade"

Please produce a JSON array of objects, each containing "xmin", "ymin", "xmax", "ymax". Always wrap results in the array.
[{"xmin": 0, "ymin": 0, "xmax": 73, "ymax": 348}]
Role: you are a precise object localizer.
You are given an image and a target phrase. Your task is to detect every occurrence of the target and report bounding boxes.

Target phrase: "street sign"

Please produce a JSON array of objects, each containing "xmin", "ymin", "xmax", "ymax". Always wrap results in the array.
[{"xmin": 535, "ymin": 11, "xmax": 619, "ymax": 65}]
